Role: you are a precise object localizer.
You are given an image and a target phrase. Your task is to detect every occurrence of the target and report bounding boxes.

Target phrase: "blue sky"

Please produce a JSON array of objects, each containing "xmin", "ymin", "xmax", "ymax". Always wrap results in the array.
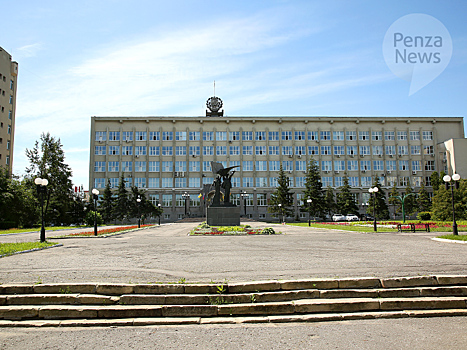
[{"xmin": 2, "ymin": 0, "xmax": 466, "ymax": 189}]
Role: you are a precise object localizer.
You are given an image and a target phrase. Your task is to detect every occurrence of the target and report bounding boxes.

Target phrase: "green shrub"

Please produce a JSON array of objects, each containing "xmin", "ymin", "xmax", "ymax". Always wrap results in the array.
[
  {"xmin": 417, "ymin": 212, "xmax": 431, "ymax": 221},
  {"xmin": 85, "ymin": 211, "xmax": 103, "ymax": 227},
  {"xmin": 261, "ymin": 227, "xmax": 275, "ymax": 235}
]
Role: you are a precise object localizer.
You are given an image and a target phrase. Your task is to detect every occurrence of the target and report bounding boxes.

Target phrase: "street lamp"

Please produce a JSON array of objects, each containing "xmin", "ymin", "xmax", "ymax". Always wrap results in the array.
[
  {"xmin": 157, "ymin": 203, "xmax": 162, "ymax": 225},
  {"xmin": 241, "ymin": 191, "xmax": 249, "ymax": 217},
  {"xmin": 444, "ymin": 174, "xmax": 461, "ymax": 235},
  {"xmin": 182, "ymin": 192, "xmax": 190, "ymax": 218},
  {"xmin": 136, "ymin": 196, "xmax": 141, "ymax": 228},
  {"xmin": 35, "ymin": 178, "xmax": 48, "ymax": 242},
  {"xmin": 91, "ymin": 188, "xmax": 99, "ymax": 236},
  {"xmin": 306, "ymin": 198, "xmax": 312, "ymax": 226},
  {"xmin": 278, "ymin": 203, "xmax": 284, "ymax": 224},
  {"xmin": 368, "ymin": 187, "xmax": 379, "ymax": 232}
]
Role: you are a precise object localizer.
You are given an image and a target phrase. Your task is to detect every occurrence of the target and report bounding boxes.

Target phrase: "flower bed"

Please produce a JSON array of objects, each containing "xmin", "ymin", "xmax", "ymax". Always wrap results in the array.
[
  {"xmin": 58, "ymin": 225, "xmax": 153, "ymax": 237},
  {"xmin": 190, "ymin": 223, "xmax": 277, "ymax": 235}
]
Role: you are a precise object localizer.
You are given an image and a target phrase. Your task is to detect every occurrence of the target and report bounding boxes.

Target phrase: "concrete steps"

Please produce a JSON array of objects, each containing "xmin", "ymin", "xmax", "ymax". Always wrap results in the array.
[{"xmin": 1, "ymin": 275, "xmax": 467, "ymax": 327}]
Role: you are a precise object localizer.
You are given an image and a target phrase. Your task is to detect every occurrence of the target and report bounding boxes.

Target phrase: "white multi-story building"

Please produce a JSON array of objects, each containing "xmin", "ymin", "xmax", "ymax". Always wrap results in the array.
[
  {"xmin": 89, "ymin": 97, "xmax": 464, "ymax": 222},
  {"xmin": 0, "ymin": 47, "xmax": 18, "ymax": 173}
]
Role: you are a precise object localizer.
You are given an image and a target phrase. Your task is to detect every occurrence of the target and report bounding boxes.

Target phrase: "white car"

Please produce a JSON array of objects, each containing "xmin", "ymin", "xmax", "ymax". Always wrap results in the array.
[
  {"xmin": 345, "ymin": 214, "xmax": 359, "ymax": 221},
  {"xmin": 332, "ymin": 214, "xmax": 345, "ymax": 222}
]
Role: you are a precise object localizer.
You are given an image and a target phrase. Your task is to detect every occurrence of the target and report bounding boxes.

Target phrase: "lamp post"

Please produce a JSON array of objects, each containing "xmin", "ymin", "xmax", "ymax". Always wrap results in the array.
[
  {"xmin": 182, "ymin": 192, "xmax": 190, "ymax": 218},
  {"xmin": 35, "ymin": 178, "xmax": 48, "ymax": 243},
  {"xmin": 444, "ymin": 174, "xmax": 461, "ymax": 235},
  {"xmin": 368, "ymin": 187, "xmax": 379, "ymax": 232},
  {"xmin": 136, "ymin": 196, "xmax": 141, "ymax": 228},
  {"xmin": 278, "ymin": 203, "xmax": 284, "ymax": 224},
  {"xmin": 91, "ymin": 188, "xmax": 99, "ymax": 236},
  {"xmin": 241, "ymin": 191, "xmax": 249, "ymax": 217},
  {"xmin": 157, "ymin": 203, "xmax": 162, "ymax": 225},
  {"xmin": 306, "ymin": 198, "xmax": 312, "ymax": 226}
]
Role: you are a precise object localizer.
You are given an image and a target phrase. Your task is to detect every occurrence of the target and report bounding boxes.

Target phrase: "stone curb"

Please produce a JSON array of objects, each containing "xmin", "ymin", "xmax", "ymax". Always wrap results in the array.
[
  {"xmin": 0, "ymin": 244, "xmax": 63, "ymax": 258},
  {"xmin": 1, "ymin": 309, "xmax": 467, "ymax": 328},
  {"xmin": 431, "ymin": 238, "xmax": 467, "ymax": 244}
]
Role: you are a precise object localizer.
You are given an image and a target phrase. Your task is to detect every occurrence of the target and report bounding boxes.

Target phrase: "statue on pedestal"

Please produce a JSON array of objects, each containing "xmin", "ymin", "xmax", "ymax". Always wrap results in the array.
[{"xmin": 210, "ymin": 161, "xmax": 239, "ymax": 207}]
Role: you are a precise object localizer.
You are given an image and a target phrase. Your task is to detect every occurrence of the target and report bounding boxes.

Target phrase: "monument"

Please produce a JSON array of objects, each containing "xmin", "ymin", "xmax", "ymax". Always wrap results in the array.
[{"xmin": 206, "ymin": 162, "xmax": 241, "ymax": 226}]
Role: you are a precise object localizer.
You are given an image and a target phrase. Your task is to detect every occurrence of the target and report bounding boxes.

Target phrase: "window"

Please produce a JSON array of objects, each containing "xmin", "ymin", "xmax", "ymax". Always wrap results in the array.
[
  {"xmin": 203, "ymin": 146, "xmax": 213, "ymax": 156},
  {"xmin": 95, "ymin": 131, "xmax": 106, "ymax": 141},
  {"xmin": 94, "ymin": 178, "xmax": 105, "ymax": 188},
  {"xmin": 410, "ymin": 131, "xmax": 420, "ymax": 141},
  {"xmin": 386, "ymin": 160, "xmax": 396, "ymax": 171},
  {"xmin": 243, "ymin": 161, "xmax": 253, "ymax": 171},
  {"xmin": 295, "ymin": 146, "xmax": 306, "ymax": 156},
  {"xmin": 295, "ymin": 131, "xmax": 305, "ymax": 141},
  {"xmin": 269, "ymin": 161, "xmax": 280, "ymax": 171},
  {"xmin": 175, "ymin": 146, "xmax": 186, "ymax": 156},
  {"xmin": 189, "ymin": 131, "xmax": 200, "ymax": 141},
  {"xmin": 256, "ymin": 146, "xmax": 267, "ymax": 155},
  {"xmin": 412, "ymin": 161, "xmax": 421, "ymax": 171},
  {"xmin": 334, "ymin": 177, "xmax": 343, "ymax": 187},
  {"xmin": 270, "ymin": 177, "xmax": 279, "ymax": 187},
  {"xmin": 361, "ymin": 177, "xmax": 372, "ymax": 187},
  {"xmin": 189, "ymin": 161, "xmax": 200, "ymax": 172},
  {"xmin": 148, "ymin": 178, "xmax": 159, "ymax": 188},
  {"xmin": 109, "ymin": 146, "xmax": 119, "ymax": 155},
  {"xmin": 216, "ymin": 146, "xmax": 226, "ymax": 155},
  {"xmin": 109, "ymin": 178, "xmax": 119, "ymax": 188},
  {"xmin": 372, "ymin": 131, "xmax": 382, "ymax": 141},
  {"xmin": 135, "ymin": 161, "xmax": 146, "ymax": 172},
  {"xmin": 411, "ymin": 145, "xmax": 421, "ymax": 155},
  {"xmin": 282, "ymin": 131, "xmax": 292, "ymax": 140},
  {"xmin": 134, "ymin": 178, "xmax": 146, "ymax": 188},
  {"xmin": 398, "ymin": 145, "xmax": 408, "ymax": 155},
  {"xmin": 162, "ymin": 161, "xmax": 173, "ymax": 172},
  {"xmin": 242, "ymin": 131, "xmax": 253, "ymax": 141},
  {"xmin": 162, "ymin": 131, "xmax": 173, "ymax": 141},
  {"xmin": 135, "ymin": 146, "xmax": 146, "ymax": 156},
  {"xmin": 320, "ymin": 131, "xmax": 331, "ymax": 140},
  {"xmin": 385, "ymin": 145, "xmax": 395, "ymax": 155},
  {"xmin": 214, "ymin": 131, "xmax": 226, "ymax": 141},
  {"xmin": 424, "ymin": 145, "xmax": 434, "ymax": 155},
  {"xmin": 10, "ymin": 80, "xmax": 14, "ymax": 89},
  {"xmin": 345, "ymin": 146, "xmax": 356, "ymax": 156},
  {"xmin": 333, "ymin": 131, "xmax": 344, "ymax": 141},
  {"xmin": 256, "ymin": 161, "xmax": 268, "ymax": 171},
  {"xmin": 373, "ymin": 160, "xmax": 384, "ymax": 171},
  {"xmin": 295, "ymin": 177, "xmax": 305, "ymax": 187},
  {"xmin": 122, "ymin": 161, "xmax": 132, "ymax": 172},
  {"xmin": 203, "ymin": 161, "xmax": 211, "ymax": 172},
  {"xmin": 399, "ymin": 160, "xmax": 409, "ymax": 171},
  {"xmin": 423, "ymin": 131, "xmax": 433, "ymax": 140},
  {"xmin": 149, "ymin": 146, "xmax": 159, "ymax": 156},
  {"xmin": 386, "ymin": 176, "xmax": 397, "ymax": 187},
  {"xmin": 122, "ymin": 146, "xmax": 132, "ymax": 155},
  {"xmin": 123, "ymin": 131, "xmax": 133, "ymax": 141},
  {"xmin": 334, "ymin": 161, "xmax": 345, "ymax": 172},
  {"xmin": 149, "ymin": 161, "xmax": 159, "ymax": 172},
  {"xmin": 308, "ymin": 146, "xmax": 319, "ymax": 155},
  {"xmin": 243, "ymin": 177, "xmax": 254, "ymax": 187},
  {"xmin": 175, "ymin": 178, "xmax": 186, "ymax": 188},
  {"xmin": 135, "ymin": 131, "xmax": 147, "ymax": 141},
  {"xmin": 425, "ymin": 176, "xmax": 432, "ymax": 186},
  {"xmin": 321, "ymin": 161, "xmax": 332, "ymax": 171},
  {"xmin": 308, "ymin": 131, "xmax": 318, "ymax": 141},
  {"xmin": 150, "ymin": 131, "xmax": 160, "ymax": 141},
  {"xmin": 162, "ymin": 178, "xmax": 173, "ymax": 188},
  {"xmin": 283, "ymin": 161, "xmax": 293, "ymax": 171},
  {"xmin": 108, "ymin": 161, "xmax": 119, "ymax": 172},
  {"xmin": 372, "ymin": 146, "xmax": 383, "ymax": 155},
  {"xmin": 296, "ymin": 160, "xmax": 306, "ymax": 171},
  {"xmin": 242, "ymin": 146, "xmax": 253, "ymax": 155},
  {"xmin": 347, "ymin": 160, "xmax": 358, "ymax": 171},
  {"xmin": 269, "ymin": 146, "xmax": 279, "ymax": 155},
  {"xmin": 346, "ymin": 131, "xmax": 356, "ymax": 141},
  {"xmin": 109, "ymin": 131, "xmax": 120, "ymax": 141},
  {"xmin": 399, "ymin": 177, "xmax": 409, "ymax": 186},
  {"xmin": 175, "ymin": 131, "xmax": 186, "ymax": 141},
  {"xmin": 255, "ymin": 131, "xmax": 266, "ymax": 141},
  {"xmin": 385, "ymin": 131, "xmax": 395, "ymax": 141},
  {"xmin": 94, "ymin": 162, "xmax": 105, "ymax": 172},
  {"xmin": 229, "ymin": 131, "xmax": 240, "ymax": 141},
  {"xmin": 188, "ymin": 146, "xmax": 199, "ymax": 156},
  {"xmin": 175, "ymin": 161, "xmax": 186, "ymax": 172},
  {"xmin": 359, "ymin": 131, "xmax": 369, "ymax": 141},
  {"xmin": 257, "ymin": 193, "xmax": 267, "ymax": 206},
  {"xmin": 269, "ymin": 131, "xmax": 279, "ymax": 141},
  {"xmin": 95, "ymin": 146, "xmax": 106, "ymax": 155},
  {"xmin": 334, "ymin": 146, "xmax": 345, "ymax": 156},
  {"xmin": 282, "ymin": 146, "xmax": 293, "ymax": 156},
  {"xmin": 256, "ymin": 178, "xmax": 268, "ymax": 187},
  {"xmin": 189, "ymin": 177, "xmax": 200, "ymax": 188},
  {"xmin": 231, "ymin": 178, "xmax": 240, "ymax": 188},
  {"xmin": 397, "ymin": 131, "xmax": 407, "ymax": 140},
  {"xmin": 229, "ymin": 146, "xmax": 240, "ymax": 155},
  {"xmin": 322, "ymin": 177, "xmax": 332, "ymax": 187},
  {"xmin": 359, "ymin": 146, "xmax": 370, "ymax": 156},
  {"xmin": 360, "ymin": 161, "xmax": 371, "ymax": 171},
  {"xmin": 7, "ymin": 125, "xmax": 11, "ymax": 134},
  {"xmin": 321, "ymin": 146, "xmax": 331, "ymax": 155},
  {"xmin": 349, "ymin": 177, "xmax": 359, "ymax": 187}
]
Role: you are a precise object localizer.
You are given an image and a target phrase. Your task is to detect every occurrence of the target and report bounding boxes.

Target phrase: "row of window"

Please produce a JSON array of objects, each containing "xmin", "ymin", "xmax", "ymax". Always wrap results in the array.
[
  {"xmin": 94, "ymin": 174, "xmax": 430, "ymax": 190},
  {"xmin": 95, "ymin": 145, "xmax": 435, "ymax": 157},
  {"xmin": 94, "ymin": 160, "xmax": 435, "ymax": 173},
  {"xmin": 95, "ymin": 130, "xmax": 434, "ymax": 142}
]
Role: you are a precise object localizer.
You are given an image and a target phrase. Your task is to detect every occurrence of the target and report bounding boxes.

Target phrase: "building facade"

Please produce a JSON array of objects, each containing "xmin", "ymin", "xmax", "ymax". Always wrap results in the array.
[
  {"xmin": 0, "ymin": 47, "xmax": 18, "ymax": 173},
  {"xmin": 89, "ymin": 101, "xmax": 464, "ymax": 222}
]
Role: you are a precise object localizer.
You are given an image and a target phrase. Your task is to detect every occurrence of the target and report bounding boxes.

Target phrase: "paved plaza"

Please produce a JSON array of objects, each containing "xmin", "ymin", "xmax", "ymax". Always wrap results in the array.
[{"xmin": 1, "ymin": 221, "xmax": 466, "ymax": 284}]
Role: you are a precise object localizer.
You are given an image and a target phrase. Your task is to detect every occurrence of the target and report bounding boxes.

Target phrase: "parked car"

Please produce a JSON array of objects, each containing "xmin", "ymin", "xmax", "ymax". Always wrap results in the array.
[
  {"xmin": 332, "ymin": 214, "xmax": 345, "ymax": 222},
  {"xmin": 345, "ymin": 214, "xmax": 359, "ymax": 221},
  {"xmin": 360, "ymin": 214, "xmax": 374, "ymax": 221}
]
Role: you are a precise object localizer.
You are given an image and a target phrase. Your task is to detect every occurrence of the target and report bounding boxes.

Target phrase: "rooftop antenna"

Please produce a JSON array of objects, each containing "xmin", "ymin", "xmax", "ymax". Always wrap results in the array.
[{"xmin": 213, "ymin": 80, "xmax": 216, "ymax": 97}]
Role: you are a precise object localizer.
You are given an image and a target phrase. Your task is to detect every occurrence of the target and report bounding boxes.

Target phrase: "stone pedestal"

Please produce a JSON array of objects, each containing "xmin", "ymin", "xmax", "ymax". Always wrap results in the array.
[{"xmin": 207, "ymin": 206, "xmax": 240, "ymax": 226}]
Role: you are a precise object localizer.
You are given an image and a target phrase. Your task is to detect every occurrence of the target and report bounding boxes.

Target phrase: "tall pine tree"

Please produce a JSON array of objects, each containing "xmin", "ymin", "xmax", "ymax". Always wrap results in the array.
[
  {"xmin": 302, "ymin": 158, "xmax": 325, "ymax": 219},
  {"xmin": 268, "ymin": 164, "xmax": 294, "ymax": 221},
  {"xmin": 100, "ymin": 179, "xmax": 115, "ymax": 224},
  {"xmin": 114, "ymin": 173, "xmax": 129, "ymax": 222},
  {"xmin": 324, "ymin": 186, "xmax": 336, "ymax": 219},
  {"xmin": 367, "ymin": 177, "xmax": 389, "ymax": 220},
  {"xmin": 336, "ymin": 173, "xmax": 359, "ymax": 215}
]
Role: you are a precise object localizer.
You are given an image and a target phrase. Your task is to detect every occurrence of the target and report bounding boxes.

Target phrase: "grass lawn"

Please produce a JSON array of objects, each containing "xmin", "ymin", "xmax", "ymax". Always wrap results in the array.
[
  {"xmin": 0, "ymin": 226, "xmax": 86, "ymax": 235},
  {"xmin": 0, "ymin": 241, "xmax": 59, "ymax": 257},
  {"xmin": 437, "ymin": 234, "xmax": 467, "ymax": 241}
]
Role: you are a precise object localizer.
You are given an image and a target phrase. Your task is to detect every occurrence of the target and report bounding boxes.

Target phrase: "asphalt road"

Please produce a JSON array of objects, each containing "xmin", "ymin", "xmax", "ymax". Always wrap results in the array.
[{"xmin": 0, "ymin": 221, "xmax": 466, "ymax": 284}]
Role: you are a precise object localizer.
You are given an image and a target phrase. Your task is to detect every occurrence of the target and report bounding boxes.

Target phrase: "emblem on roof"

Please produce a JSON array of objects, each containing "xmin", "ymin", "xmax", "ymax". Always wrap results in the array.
[{"xmin": 206, "ymin": 96, "xmax": 224, "ymax": 116}]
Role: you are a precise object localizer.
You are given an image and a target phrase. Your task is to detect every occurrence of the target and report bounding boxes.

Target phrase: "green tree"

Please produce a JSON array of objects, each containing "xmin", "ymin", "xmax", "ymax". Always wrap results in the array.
[
  {"xmin": 70, "ymin": 194, "xmax": 86, "ymax": 226},
  {"xmin": 323, "ymin": 186, "xmax": 336, "ymax": 219},
  {"xmin": 114, "ymin": 173, "xmax": 129, "ymax": 222},
  {"xmin": 100, "ymin": 179, "xmax": 115, "ymax": 224},
  {"xmin": 417, "ymin": 182, "xmax": 432, "ymax": 212},
  {"xmin": 302, "ymin": 158, "xmax": 325, "ymax": 219},
  {"xmin": 403, "ymin": 184, "xmax": 417, "ymax": 217},
  {"xmin": 388, "ymin": 183, "xmax": 400, "ymax": 220},
  {"xmin": 430, "ymin": 171, "xmax": 441, "ymax": 191},
  {"xmin": 336, "ymin": 173, "xmax": 359, "ymax": 215},
  {"xmin": 268, "ymin": 164, "xmax": 294, "ymax": 221},
  {"xmin": 432, "ymin": 179, "xmax": 467, "ymax": 221},
  {"xmin": 25, "ymin": 133, "xmax": 74, "ymax": 226},
  {"xmin": 367, "ymin": 177, "xmax": 389, "ymax": 220}
]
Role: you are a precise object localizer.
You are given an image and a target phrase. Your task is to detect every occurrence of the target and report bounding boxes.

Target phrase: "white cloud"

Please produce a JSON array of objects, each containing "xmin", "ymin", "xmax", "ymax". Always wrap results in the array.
[{"xmin": 16, "ymin": 43, "xmax": 43, "ymax": 58}]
